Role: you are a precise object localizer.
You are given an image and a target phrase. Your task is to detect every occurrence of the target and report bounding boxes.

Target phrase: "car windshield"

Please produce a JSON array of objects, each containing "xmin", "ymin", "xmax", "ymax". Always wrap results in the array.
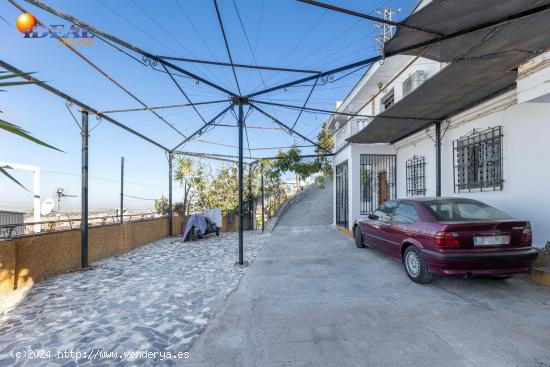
[{"xmin": 422, "ymin": 199, "xmax": 512, "ymax": 221}]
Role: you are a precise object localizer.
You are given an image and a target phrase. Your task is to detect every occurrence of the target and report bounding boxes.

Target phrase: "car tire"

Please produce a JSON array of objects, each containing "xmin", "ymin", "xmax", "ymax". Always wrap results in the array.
[
  {"xmin": 354, "ymin": 226, "xmax": 365, "ymax": 248},
  {"xmin": 403, "ymin": 246, "xmax": 433, "ymax": 284}
]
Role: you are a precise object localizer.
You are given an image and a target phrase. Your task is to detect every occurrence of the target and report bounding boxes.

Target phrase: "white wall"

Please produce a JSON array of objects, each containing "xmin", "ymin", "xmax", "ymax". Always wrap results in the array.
[
  {"xmin": 333, "ymin": 143, "xmax": 396, "ymax": 230},
  {"xmin": 372, "ymin": 57, "xmax": 442, "ymax": 114},
  {"xmin": 349, "ymin": 144, "xmax": 396, "ymax": 230},
  {"xmin": 393, "ymin": 89, "xmax": 550, "ymax": 247}
]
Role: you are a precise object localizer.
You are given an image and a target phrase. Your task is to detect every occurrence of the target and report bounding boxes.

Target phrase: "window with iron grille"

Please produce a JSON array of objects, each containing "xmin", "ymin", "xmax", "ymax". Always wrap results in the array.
[
  {"xmin": 406, "ymin": 155, "xmax": 426, "ymax": 196},
  {"xmin": 453, "ymin": 126, "xmax": 503, "ymax": 192}
]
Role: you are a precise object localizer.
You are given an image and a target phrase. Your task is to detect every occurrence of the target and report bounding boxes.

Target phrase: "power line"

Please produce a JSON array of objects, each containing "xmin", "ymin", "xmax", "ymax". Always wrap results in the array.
[
  {"xmin": 213, "ymin": 0, "xmax": 242, "ymax": 95},
  {"xmin": 124, "ymin": 194, "xmax": 157, "ymax": 201},
  {"xmin": 174, "ymin": 0, "xmax": 235, "ymax": 89},
  {"xmin": 129, "ymin": 0, "xmax": 227, "ymax": 89}
]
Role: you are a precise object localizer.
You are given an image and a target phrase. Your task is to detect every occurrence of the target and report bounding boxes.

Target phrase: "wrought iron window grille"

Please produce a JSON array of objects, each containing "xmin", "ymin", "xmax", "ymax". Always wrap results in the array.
[
  {"xmin": 406, "ymin": 155, "xmax": 426, "ymax": 196},
  {"xmin": 453, "ymin": 126, "xmax": 503, "ymax": 193}
]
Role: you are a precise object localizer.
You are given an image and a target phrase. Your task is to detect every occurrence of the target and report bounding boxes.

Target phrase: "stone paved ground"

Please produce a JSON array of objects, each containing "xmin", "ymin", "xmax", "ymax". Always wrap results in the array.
[{"xmin": 0, "ymin": 231, "xmax": 267, "ymax": 366}]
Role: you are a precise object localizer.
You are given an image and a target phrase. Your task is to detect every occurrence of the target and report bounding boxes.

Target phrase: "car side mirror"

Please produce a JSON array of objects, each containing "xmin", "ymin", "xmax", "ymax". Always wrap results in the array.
[{"xmin": 368, "ymin": 214, "xmax": 378, "ymax": 220}]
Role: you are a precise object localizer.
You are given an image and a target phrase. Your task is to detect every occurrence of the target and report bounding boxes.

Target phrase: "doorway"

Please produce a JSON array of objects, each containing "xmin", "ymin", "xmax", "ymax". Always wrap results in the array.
[{"xmin": 335, "ymin": 160, "xmax": 348, "ymax": 228}]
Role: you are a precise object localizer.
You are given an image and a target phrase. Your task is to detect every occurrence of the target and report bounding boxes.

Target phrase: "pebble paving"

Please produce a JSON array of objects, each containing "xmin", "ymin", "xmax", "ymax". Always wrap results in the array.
[{"xmin": 0, "ymin": 231, "xmax": 267, "ymax": 366}]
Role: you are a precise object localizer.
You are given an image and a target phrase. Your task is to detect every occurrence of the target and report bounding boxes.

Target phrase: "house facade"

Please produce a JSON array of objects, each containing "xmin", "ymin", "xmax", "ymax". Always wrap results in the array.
[{"xmin": 329, "ymin": 0, "xmax": 550, "ymax": 247}]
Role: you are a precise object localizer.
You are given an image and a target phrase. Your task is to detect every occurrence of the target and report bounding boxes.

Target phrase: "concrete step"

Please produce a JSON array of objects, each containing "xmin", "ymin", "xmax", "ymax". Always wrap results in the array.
[{"xmin": 531, "ymin": 266, "xmax": 550, "ymax": 287}]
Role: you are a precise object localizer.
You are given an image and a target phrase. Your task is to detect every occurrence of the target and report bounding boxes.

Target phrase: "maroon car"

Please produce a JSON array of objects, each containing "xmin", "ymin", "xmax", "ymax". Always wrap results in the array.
[{"xmin": 353, "ymin": 198, "xmax": 538, "ymax": 284}]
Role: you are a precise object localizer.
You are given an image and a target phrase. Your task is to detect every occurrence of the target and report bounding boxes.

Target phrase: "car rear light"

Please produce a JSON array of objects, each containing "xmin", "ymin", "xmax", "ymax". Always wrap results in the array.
[
  {"xmin": 520, "ymin": 223, "xmax": 532, "ymax": 246},
  {"xmin": 434, "ymin": 232, "xmax": 460, "ymax": 248}
]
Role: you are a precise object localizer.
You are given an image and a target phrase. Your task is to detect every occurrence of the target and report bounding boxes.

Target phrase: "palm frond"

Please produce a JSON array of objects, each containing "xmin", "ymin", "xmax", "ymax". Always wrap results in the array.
[
  {"xmin": 0, "ymin": 72, "xmax": 35, "ymax": 81},
  {"xmin": 0, "ymin": 118, "xmax": 63, "ymax": 152},
  {"xmin": 0, "ymin": 166, "xmax": 28, "ymax": 191},
  {"xmin": 0, "ymin": 80, "xmax": 36, "ymax": 88}
]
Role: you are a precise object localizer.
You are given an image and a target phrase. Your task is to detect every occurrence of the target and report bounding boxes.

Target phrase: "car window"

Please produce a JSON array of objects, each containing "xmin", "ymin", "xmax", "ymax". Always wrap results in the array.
[
  {"xmin": 393, "ymin": 203, "xmax": 418, "ymax": 224},
  {"xmin": 423, "ymin": 199, "xmax": 512, "ymax": 221},
  {"xmin": 372, "ymin": 201, "xmax": 397, "ymax": 222}
]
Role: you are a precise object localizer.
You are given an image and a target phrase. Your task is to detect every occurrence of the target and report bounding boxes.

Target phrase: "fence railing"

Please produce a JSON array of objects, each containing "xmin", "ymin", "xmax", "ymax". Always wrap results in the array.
[
  {"xmin": 0, "ymin": 212, "xmax": 162, "ymax": 240},
  {"xmin": 334, "ymin": 117, "xmax": 373, "ymax": 150}
]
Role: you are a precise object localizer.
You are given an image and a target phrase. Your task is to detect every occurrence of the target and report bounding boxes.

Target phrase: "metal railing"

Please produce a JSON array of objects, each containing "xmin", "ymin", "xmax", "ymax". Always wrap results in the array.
[
  {"xmin": 334, "ymin": 117, "xmax": 373, "ymax": 150},
  {"xmin": 0, "ymin": 212, "xmax": 162, "ymax": 240}
]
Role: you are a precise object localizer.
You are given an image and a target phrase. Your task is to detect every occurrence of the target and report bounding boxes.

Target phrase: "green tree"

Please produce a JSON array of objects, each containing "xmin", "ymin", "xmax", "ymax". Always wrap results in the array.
[
  {"xmin": 154, "ymin": 196, "xmax": 170, "ymax": 215},
  {"xmin": 174, "ymin": 157, "xmax": 208, "ymax": 215},
  {"xmin": 0, "ymin": 72, "xmax": 61, "ymax": 188},
  {"xmin": 201, "ymin": 165, "xmax": 239, "ymax": 214},
  {"xmin": 315, "ymin": 122, "xmax": 334, "ymax": 177},
  {"xmin": 271, "ymin": 122, "xmax": 334, "ymax": 181}
]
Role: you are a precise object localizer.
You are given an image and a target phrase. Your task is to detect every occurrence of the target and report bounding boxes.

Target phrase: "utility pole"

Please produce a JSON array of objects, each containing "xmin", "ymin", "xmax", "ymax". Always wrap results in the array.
[
  {"xmin": 373, "ymin": 8, "xmax": 400, "ymax": 55},
  {"xmin": 120, "ymin": 156, "xmax": 124, "ymax": 223},
  {"xmin": 81, "ymin": 110, "xmax": 89, "ymax": 268}
]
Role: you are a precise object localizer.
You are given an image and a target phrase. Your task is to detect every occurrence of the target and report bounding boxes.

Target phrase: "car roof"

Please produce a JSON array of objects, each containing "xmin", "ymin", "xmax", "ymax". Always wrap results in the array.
[{"xmin": 396, "ymin": 197, "xmax": 479, "ymax": 203}]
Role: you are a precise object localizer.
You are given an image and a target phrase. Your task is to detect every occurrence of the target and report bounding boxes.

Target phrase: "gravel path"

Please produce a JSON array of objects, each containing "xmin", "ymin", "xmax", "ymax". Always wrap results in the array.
[{"xmin": 0, "ymin": 231, "xmax": 267, "ymax": 366}]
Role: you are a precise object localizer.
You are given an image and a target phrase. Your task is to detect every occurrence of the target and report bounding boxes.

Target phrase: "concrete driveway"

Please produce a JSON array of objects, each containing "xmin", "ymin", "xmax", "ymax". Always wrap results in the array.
[{"xmin": 187, "ymin": 183, "xmax": 550, "ymax": 367}]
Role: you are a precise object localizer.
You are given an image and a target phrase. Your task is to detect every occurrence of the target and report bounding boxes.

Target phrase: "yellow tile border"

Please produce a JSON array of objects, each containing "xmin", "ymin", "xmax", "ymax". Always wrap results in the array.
[{"xmin": 336, "ymin": 225, "xmax": 353, "ymax": 238}]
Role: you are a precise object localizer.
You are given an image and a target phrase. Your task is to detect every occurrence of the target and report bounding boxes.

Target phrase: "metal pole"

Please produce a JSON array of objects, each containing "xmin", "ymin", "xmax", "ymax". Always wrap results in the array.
[
  {"xmin": 435, "ymin": 122, "xmax": 442, "ymax": 197},
  {"xmin": 238, "ymin": 102, "xmax": 244, "ymax": 265},
  {"xmin": 248, "ymin": 163, "xmax": 253, "ymax": 229},
  {"xmin": 81, "ymin": 110, "xmax": 89, "ymax": 268},
  {"xmin": 168, "ymin": 153, "xmax": 173, "ymax": 236},
  {"xmin": 261, "ymin": 163, "xmax": 265, "ymax": 233},
  {"xmin": 120, "ymin": 156, "xmax": 124, "ymax": 223}
]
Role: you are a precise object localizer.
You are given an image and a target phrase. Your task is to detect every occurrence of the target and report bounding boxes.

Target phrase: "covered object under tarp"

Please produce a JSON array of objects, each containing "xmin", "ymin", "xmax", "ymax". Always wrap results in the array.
[{"xmin": 348, "ymin": 0, "xmax": 550, "ymax": 144}]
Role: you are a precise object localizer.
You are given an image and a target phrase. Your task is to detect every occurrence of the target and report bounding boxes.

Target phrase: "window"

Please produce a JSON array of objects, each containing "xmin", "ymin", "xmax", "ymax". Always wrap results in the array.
[
  {"xmin": 381, "ymin": 89, "xmax": 394, "ymax": 111},
  {"xmin": 422, "ymin": 198, "xmax": 512, "ymax": 221},
  {"xmin": 403, "ymin": 70, "xmax": 427, "ymax": 96},
  {"xmin": 372, "ymin": 201, "xmax": 398, "ymax": 222},
  {"xmin": 406, "ymin": 156, "xmax": 426, "ymax": 196},
  {"xmin": 393, "ymin": 203, "xmax": 419, "ymax": 224},
  {"xmin": 453, "ymin": 126, "xmax": 503, "ymax": 192}
]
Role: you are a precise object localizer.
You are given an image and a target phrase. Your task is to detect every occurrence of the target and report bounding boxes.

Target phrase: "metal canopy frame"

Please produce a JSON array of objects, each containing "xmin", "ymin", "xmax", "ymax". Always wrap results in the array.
[{"xmin": 4, "ymin": 0, "xmax": 544, "ymax": 267}]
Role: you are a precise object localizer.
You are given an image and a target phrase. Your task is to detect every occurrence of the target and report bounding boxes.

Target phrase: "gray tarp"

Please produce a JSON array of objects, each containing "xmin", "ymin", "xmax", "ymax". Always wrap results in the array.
[
  {"xmin": 183, "ymin": 214, "xmax": 207, "ymax": 241},
  {"xmin": 348, "ymin": 0, "xmax": 550, "ymax": 144}
]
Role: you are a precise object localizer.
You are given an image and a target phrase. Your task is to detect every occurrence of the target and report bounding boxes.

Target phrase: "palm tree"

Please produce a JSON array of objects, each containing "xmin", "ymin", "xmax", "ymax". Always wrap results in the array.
[{"xmin": 0, "ymin": 71, "xmax": 61, "ymax": 188}]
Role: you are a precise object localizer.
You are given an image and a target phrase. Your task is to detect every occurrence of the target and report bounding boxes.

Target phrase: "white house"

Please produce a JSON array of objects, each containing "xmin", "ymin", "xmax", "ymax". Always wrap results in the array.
[{"xmin": 329, "ymin": 0, "xmax": 550, "ymax": 247}]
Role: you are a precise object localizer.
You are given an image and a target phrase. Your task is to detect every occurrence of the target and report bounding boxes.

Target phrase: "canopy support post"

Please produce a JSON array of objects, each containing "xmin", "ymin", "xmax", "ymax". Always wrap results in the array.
[
  {"xmin": 120, "ymin": 156, "xmax": 124, "ymax": 223},
  {"xmin": 168, "ymin": 153, "xmax": 174, "ymax": 236},
  {"xmin": 238, "ymin": 102, "xmax": 244, "ymax": 265},
  {"xmin": 81, "ymin": 110, "xmax": 89, "ymax": 268},
  {"xmin": 435, "ymin": 122, "xmax": 442, "ymax": 197},
  {"xmin": 261, "ymin": 163, "xmax": 265, "ymax": 233},
  {"xmin": 232, "ymin": 96, "xmax": 250, "ymax": 266}
]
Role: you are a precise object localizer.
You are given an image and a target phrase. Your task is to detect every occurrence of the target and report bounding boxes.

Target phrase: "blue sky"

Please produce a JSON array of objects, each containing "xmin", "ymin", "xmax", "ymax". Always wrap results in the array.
[{"xmin": 0, "ymin": 0, "xmax": 416, "ymax": 211}]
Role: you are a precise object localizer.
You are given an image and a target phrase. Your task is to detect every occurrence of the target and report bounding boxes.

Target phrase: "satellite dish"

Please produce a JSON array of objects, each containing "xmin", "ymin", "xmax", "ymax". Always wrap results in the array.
[{"xmin": 41, "ymin": 198, "xmax": 55, "ymax": 216}]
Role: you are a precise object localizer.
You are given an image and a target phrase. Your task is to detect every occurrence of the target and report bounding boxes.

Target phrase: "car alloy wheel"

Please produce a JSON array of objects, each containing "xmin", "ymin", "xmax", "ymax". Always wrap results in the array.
[
  {"xmin": 403, "ymin": 246, "xmax": 433, "ymax": 284},
  {"xmin": 405, "ymin": 251, "xmax": 421, "ymax": 278}
]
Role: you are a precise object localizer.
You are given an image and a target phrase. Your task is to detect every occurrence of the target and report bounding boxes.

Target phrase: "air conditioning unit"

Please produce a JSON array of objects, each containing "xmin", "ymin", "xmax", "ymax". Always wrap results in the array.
[{"xmin": 403, "ymin": 70, "xmax": 427, "ymax": 96}]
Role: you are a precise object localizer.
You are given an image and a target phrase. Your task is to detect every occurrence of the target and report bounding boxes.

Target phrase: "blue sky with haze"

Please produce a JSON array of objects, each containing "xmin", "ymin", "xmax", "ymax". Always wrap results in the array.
[{"xmin": 0, "ymin": 0, "xmax": 416, "ymax": 211}]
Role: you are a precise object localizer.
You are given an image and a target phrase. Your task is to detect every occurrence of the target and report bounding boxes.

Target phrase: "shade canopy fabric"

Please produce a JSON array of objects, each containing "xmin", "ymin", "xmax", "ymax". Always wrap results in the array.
[
  {"xmin": 348, "ymin": 0, "xmax": 550, "ymax": 144},
  {"xmin": 385, "ymin": 0, "xmax": 550, "ymax": 62}
]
